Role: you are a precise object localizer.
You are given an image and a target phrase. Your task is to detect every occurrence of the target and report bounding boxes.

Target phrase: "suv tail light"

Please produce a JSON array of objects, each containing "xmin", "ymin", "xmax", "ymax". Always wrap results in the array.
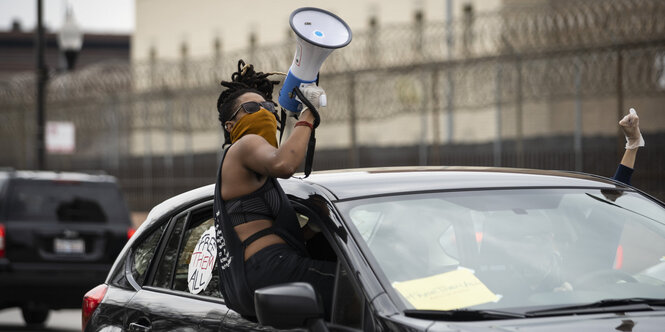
[
  {"xmin": 127, "ymin": 227, "xmax": 136, "ymax": 239},
  {"xmin": 82, "ymin": 284, "xmax": 107, "ymax": 329},
  {"xmin": 0, "ymin": 223, "xmax": 5, "ymax": 258}
]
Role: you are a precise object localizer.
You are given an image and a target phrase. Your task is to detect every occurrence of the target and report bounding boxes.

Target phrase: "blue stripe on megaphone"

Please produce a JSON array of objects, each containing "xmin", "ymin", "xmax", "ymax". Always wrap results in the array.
[{"xmin": 278, "ymin": 70, "xmax": 317, "ymax": 113}]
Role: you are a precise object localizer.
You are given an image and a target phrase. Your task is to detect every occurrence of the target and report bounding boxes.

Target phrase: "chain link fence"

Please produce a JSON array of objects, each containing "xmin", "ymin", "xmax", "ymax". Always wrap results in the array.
[{"xmin": 1, "ymin": 0, "xmax": 665, "ymax": 210}]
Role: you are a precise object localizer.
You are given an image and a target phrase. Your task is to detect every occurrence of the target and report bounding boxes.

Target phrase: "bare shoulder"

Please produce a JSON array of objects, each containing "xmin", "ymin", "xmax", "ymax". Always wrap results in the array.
[
  {"xmin": 222, "ymin": 136, "xmax": 268, "ymax": 198},
  {"xmin": 229, "ymin": 134, "xmax": 267, "ymax": 153},
  {"xmin": 228, "ymin": 134, "xmax": 276, "ymax": 161},
  {"xmin": 225, "ymin": 134, "xmax": 277, "ymax": 174}
]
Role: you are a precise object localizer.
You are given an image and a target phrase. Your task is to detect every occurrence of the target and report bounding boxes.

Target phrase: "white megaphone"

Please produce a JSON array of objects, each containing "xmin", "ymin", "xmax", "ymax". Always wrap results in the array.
[{"xmin": 278, "ymin": 7, "xmax": 352, "ymax": 113}]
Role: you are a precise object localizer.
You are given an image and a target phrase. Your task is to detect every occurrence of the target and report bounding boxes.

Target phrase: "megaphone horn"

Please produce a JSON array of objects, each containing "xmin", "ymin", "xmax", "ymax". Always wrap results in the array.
[{"xmin": 278, "ymin": 7, "xmax": 352, "ymax": 113}]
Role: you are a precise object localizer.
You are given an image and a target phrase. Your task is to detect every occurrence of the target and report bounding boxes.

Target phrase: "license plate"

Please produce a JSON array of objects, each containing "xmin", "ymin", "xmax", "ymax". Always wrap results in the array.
[{"xmin": 54, "ymin": 238, "xmax": 85, "ymax": 254}]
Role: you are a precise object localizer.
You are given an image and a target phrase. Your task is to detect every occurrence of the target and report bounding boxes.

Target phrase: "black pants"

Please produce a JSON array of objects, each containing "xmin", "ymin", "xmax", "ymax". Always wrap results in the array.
[{"xmin": 245, "ymin": 244, "xmax": 336, "ymax": 316}]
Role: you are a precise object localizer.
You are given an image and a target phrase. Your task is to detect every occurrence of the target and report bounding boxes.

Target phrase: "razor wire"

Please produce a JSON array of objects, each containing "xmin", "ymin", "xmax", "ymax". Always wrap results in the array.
[{"xmin": 1, "ymin": 0, "xmax": 663, "ymax": 100}]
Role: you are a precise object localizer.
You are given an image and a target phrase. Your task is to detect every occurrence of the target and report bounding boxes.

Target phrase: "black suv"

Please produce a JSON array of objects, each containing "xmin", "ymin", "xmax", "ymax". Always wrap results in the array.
[{"xmin": 0, "ymin": 170, "xmax": 133, "ymax": 326}]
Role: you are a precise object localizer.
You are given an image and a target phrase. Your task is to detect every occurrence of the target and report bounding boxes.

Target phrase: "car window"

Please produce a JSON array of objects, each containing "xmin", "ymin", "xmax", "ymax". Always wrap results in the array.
[
  {"xmin": 130, "ymin": 223, "xmax": 167, "ymax": 286},
  {"xmin": 6, "ymin": 179, "xmax": 130, "ymax": 223},
  {"xmin": 152, "ymin": 213, "xmax": 188, "ymax": 289},
  {"xmin": 152, "ymin": 206, "xmax": 220, "ymax": 298}
]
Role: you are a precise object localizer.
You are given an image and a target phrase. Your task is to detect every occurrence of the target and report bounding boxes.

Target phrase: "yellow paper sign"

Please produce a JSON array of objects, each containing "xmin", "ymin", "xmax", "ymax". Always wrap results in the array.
[{"xmin": 393, "ymin": 269, "xmax": 498, "ymax": 310}]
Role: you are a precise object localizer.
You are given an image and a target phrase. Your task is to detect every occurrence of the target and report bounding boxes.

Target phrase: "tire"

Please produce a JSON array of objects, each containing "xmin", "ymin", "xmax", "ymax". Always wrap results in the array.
[{"xmin": 21, "ymin": 307, "xmax": 50, "ymax": 326}]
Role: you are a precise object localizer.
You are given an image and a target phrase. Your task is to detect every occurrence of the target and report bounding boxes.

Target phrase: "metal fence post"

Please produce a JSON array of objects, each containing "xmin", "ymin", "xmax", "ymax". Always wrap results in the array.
[
  {"xmin": 445, "ymin": 69, "xmax": 455, "ymax": 145},
  {"xmin": 414, "ymin": 9, "xmax": 424, "ymax": 61},
  {"xmin": 142, "ymin": 98, "xmax": 153, "ymax": 211},
  {"xmin": 431, "ymin": 68, "xmax": 441, "ymax": 165},
  {"xmin": 515, "ymin": 56, "xmax": 524, "ymax": 168},
  {"xmin": 446, "ymin": 0, "xmax": 455, "ymax": 145},
  {"xmin": 616, "ymin": 49, "xmax": 624, "ymax": 160},
  {"xmin": 574, "ymin": 58, "xmax": 583, "ymax": 171},
  {"xmin": 419, "ymin": 69, "xmax": 429, "ymax": 166},
  {"xmin": 110, "ymin": 95, "xmax": 120, "ymax": 171},
  {"xmin": 164, "ymin": 92, "xmax": 174, "ymax": 197},
  {"xmin": 181, "ymin": 43, "xmax": 193, "ymax": 181},
  {"xmin": 349, "ymin": 74, "xmax": 359, "ymax": 168},
  {"xmin": 494, "ymin": 62, "xmax": 503, "ymax": 167},
  {"xmin": 368, "ymin": 15, "xmax": 378, "ymax": 68}
]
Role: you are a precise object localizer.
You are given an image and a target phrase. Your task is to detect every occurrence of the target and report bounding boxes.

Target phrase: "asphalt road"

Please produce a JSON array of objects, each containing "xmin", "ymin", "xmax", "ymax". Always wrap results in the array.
[{"xmin": 0, "ymin": 308, "xmax": 80, "ymax": 332}]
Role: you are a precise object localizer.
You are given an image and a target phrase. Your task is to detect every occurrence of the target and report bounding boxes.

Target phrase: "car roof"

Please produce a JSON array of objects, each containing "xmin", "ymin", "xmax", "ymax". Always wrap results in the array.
[
  {"xmin": 297, "ymin": 166, "xmax": 628, "ymax": 201},
  {"xmin": 140, "ymin": 184, "xmax": 215, "ymax": 233},
  {"xmin": 0, "ymin": 169, "xmax": 117, "ymax": 183},
  {"xmin": 140, "ymin": 166, "xmax": 627, "ymax": 230}
]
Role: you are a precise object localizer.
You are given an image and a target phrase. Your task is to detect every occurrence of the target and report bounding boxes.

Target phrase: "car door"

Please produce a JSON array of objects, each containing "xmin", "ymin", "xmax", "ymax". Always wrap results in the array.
[{"xmin": 125, "ymin": 201, "xmax": 230, "ymax": 332}]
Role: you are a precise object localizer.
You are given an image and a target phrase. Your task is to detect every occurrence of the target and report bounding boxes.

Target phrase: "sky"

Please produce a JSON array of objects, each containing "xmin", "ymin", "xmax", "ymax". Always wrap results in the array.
[{"xmin": 0, "ymin": 0, "xmax": 134, "ymax": 34}]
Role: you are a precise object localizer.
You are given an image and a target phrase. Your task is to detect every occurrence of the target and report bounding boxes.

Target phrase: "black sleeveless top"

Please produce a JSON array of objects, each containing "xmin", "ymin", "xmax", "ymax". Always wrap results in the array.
[
  {"xmin": 225, "ymin": 178, "xmax": 281, "ymax": 227},
  {"xmin": 213, "ymin": 145, "xmax": 308, "ymax": 317}
]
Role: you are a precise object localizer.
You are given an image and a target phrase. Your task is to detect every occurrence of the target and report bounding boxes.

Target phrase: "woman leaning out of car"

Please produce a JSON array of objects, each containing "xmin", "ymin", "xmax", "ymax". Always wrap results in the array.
[{"xmin": 212, "ymin": 60, "xmax": 335, "ymax": 318}]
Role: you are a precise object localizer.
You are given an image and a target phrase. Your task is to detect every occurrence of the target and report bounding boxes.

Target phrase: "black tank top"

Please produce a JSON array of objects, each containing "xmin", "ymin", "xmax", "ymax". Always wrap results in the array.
[{"xmin": 225, "ymin": 178, "xmax": 281, "ymax": 226}]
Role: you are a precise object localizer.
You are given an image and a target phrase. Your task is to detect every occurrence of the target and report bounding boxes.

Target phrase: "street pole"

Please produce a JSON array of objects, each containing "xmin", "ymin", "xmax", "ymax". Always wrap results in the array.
[{"xmin": 36, "ymin": 0, "xmax": 47, "ymax": 170}]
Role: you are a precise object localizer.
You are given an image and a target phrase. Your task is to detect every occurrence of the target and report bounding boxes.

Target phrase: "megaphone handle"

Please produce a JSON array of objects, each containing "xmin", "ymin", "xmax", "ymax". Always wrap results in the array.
[
  {"xmin": 315, "ymin": 73, "xmax": 326, "ymax": 107},
  {"xmin": 293, "ymin": 86, "xmax": 321, "ymax": 129}
]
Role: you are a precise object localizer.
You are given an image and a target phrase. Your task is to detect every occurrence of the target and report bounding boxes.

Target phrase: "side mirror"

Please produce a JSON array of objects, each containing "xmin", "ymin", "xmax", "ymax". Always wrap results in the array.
[{"xmin": 254, "ymin": 282, "xmax": 328, "ymax": 331}]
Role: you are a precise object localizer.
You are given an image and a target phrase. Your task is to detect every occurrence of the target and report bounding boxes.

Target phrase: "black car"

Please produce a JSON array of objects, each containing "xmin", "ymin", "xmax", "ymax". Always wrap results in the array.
[
  {"xmin": 83, "ymin": 167, "xmax": 665, "ymax": 331},
  {"xmin": 0, "ymin": 170, "xmax": 133, "ymax": 326}
]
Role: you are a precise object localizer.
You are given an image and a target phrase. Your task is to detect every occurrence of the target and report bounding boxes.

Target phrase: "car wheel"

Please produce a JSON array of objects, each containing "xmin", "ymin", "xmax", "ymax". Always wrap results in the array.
[{"xmin": 21, "ymin": 307, "xmax": 50, "ymax": 326}]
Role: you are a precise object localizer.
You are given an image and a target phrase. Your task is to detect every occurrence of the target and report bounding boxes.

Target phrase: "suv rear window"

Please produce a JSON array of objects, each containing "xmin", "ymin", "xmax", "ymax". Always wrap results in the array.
[{"xmin": 6, "ymin": 179, "xmax": 130, "ymax": 223}]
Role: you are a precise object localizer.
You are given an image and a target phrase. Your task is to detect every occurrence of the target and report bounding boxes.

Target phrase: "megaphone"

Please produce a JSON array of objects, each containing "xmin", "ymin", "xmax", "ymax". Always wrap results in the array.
[{"xmin": 278, "ymin": 7, "xmax": 352, "ymax": 113}]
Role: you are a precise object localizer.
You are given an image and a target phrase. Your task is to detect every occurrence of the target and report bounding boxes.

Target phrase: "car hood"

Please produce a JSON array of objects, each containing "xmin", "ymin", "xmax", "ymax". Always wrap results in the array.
[{"xmin": 426, "ymin": 311, "xmax": 664, "ymax": 331}]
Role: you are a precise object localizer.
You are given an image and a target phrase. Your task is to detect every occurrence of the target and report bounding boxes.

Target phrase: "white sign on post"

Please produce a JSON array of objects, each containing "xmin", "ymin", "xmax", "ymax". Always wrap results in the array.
[
  {"xmin": 46, "ymin": 121, "xmax": 75, "ymax": 154},
  {"xmin": 188, "ymin": 226, "xmax": 217, "ymax": 294}
]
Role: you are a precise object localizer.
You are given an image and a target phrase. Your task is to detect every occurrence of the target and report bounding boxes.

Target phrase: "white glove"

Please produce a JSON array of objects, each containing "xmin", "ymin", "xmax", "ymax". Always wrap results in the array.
[
  {"xmin": 297, "ymin": 83, "xmax": 327, "ymax": 111},
  {"xmin": 619, "ymin": 108, "xmax": 645, "ymax": 149}
]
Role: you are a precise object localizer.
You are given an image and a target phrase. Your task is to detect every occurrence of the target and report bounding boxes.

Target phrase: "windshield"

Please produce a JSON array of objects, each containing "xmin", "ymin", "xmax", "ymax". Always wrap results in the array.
[{"xmin": 337, "ymin": 188, "xmax": 665, "ymax": 312}]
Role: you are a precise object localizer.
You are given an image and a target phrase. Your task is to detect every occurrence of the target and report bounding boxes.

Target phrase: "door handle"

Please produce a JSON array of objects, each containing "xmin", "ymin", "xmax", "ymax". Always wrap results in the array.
[{"xmin": 129, "ymin": 322, "xmax": 152, "ymax": 332}]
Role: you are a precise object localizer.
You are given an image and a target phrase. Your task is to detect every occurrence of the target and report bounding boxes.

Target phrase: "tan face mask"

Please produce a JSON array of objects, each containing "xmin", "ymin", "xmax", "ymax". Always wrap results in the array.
[{"xmin": 229, "ymin": 109, "xmax": 278, "ymax": 148}]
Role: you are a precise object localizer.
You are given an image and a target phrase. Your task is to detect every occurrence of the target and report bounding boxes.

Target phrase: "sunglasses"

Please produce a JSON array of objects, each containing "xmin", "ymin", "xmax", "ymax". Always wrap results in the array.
[{"xmin": 230, "ymin": 101, "xmax": 278, "ymax": 120}]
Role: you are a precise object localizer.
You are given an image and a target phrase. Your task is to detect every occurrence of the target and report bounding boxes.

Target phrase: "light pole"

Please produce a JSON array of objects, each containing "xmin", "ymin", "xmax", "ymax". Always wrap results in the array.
[
  {"xmin": 57, "ymin": 7, "xmax": 83, "ymax": 71},
  {"xmin": 35, "ymin": 0, "xmax": 47, "ymax": 170}
]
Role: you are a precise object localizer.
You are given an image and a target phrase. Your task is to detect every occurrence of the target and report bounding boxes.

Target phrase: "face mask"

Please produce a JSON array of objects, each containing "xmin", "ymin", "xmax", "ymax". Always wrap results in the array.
[{"xmin": 229, "ymin": 109, "xmax": 278, "ymax": 148}]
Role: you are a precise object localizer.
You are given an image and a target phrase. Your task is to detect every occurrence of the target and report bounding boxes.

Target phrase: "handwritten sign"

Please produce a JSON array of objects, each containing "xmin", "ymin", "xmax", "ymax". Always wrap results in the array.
[
  {"xmin": 188, "ymin": 226, "xmax": 217, "ymax": 294},
  {"xmin": 393, "ymin": 269, "xmax": 498, "ymax": 310}
]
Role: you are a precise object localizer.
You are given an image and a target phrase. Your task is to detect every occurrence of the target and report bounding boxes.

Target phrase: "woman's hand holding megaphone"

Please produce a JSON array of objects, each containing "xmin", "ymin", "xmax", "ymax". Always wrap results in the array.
[
  {"xmin": 297, "ymin": 83, "xmax": 326, "ymax": 110},
  {"xmin": 293, "ymin": 84, "xmax": 324, "ymax": 129}
]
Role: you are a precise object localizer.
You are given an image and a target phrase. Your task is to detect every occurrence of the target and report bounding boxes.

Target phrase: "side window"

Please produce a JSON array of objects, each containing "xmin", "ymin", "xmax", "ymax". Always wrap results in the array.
[
  {"xmin": 152, "ymin": 213, "xmax": 188, "ymax": 288},
  {"xmin": 130, "ymin": 223, "xmax": 167, "ymax": 285},
  {"xmin": 151, "ymin": 205, "xmax": 220, "ymax": 298}
]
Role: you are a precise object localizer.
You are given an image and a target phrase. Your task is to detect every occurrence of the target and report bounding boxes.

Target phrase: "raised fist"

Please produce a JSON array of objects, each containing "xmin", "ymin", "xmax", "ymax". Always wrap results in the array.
[{"xmin": 619, "ymin": 108, "xmax": 645, "ymax": 149}]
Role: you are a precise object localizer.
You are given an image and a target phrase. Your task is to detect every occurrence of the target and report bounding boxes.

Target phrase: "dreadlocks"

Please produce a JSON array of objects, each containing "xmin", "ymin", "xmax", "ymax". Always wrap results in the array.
[{"xmin": 217, "ymin": 60, "xmax": 281, "ymax": 145}]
